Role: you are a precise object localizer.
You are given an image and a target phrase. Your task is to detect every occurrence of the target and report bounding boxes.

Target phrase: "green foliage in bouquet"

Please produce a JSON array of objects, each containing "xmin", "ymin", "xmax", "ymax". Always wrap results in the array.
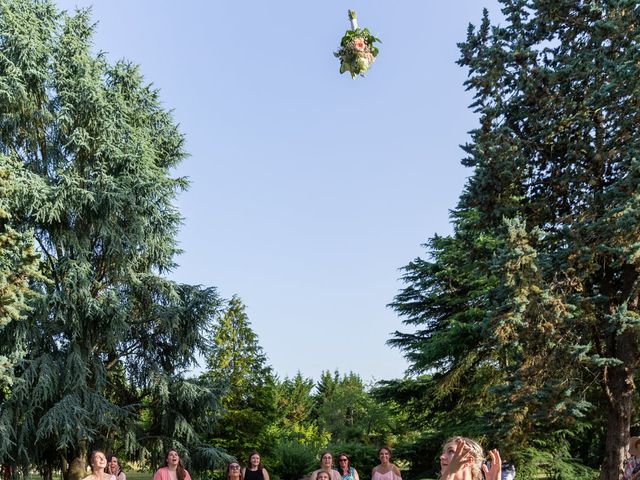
[{"xmin": 334, "ymin": 10, "xmax": 381, "ymax": 78}]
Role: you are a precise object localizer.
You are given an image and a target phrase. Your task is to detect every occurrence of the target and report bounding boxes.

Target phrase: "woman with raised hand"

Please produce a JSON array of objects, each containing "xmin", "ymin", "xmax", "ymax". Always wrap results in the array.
[
  {"xmin": 336, "ymin": 453, "xmax": 359, "ymax": 480},
  {"xmin": 242, "ymin": 451, "xmax": 270, "ymax": 480},
  {"xmin": 310, "ymin": 452, "xmax": 342, "ymax": 480},
  {"xmin": 83, "ymin": 451, "xmax": 115, "ymax": 480},
  {"xmin": 371, "ymin": 447, "xmax": 401, "ymax": 480},
  {"xmin": 439, "ymin": 437, "xmax": 501, "ymax": 480},
  {"xmin": 152, "ymin": 449, "xmax": 192, "ymax": 480},
  {"xmin": 106, "ymin": 455, "xmax": 126, "ymax": 480}
]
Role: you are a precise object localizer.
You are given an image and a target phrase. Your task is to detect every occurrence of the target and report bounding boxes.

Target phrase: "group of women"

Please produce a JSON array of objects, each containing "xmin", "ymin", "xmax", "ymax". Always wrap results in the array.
[
  {"xmin": 228, "ymin": 438, "xmax": 501, "ymax": 480},
  {"xmin": 82, "ymin": 436, "xmax": 502, "ymax": 480}
]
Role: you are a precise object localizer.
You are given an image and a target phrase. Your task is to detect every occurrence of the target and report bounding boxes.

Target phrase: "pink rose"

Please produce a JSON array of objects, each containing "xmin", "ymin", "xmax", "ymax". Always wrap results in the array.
[{"xmin": 352, "ymin": 37, "xmax": 365, "ymax": 51}]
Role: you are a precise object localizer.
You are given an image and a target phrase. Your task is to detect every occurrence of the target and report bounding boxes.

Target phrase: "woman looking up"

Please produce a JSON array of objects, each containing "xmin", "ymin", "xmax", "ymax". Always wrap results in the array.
[
  {"xmin": 152, "ymin": 449, "xmax": 192, "ymax": 480},
  {"xmin": 439, "ymin": 437, "xmax": 501, "ymax": 480},
  {"xmin": 106, "ymin": 455, "xmax": 126, "ymax": 480},
  {"xmin": 310, "ymin": 452, "xmax": 341, "ymax": 480},
  {"xmin": 228, "ymin": 462, "xmax": 244, "ymax": 480},
  {"xmin": 83, "ymin": 451, "xmax": 114, "ymax": 480},
  {"xmin": 242, "ymin": 452, "xmax": 270, "ymax": 480},
  {"xmin": 371, "ymin": 447, "xmax": 401, "ymax": 480},
  {"xmin": 336, "ymin": 453, "xmax": 359, "ymax": 480}
]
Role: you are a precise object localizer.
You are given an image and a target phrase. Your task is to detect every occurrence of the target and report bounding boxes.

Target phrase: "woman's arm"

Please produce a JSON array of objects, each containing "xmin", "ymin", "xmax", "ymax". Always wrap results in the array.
[
  {"xmin": 262, "ymin": 469, "xmax": 270, "ymax": 480},
  {"xmin": 353, "ymin": 468, "xmax": 360, "ymax": 480}
]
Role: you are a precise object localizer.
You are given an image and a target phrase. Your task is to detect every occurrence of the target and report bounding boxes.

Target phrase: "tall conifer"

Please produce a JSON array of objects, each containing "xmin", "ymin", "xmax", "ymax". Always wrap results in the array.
[
  {"xmin": 391, "ymin": 2, "xmax": 640, "ymax": 479},
  {"xmin": 0, "ymin": 1, "xmax": 224, "ymax": 477}
]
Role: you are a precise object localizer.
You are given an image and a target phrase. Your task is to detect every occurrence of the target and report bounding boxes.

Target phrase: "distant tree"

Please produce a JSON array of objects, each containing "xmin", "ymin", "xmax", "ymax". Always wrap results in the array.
[
  {"xmin": 315, "ymin": 371, "xmax": 394, "ymax": 445},
  {"xmin": 0, "ymin": 1, "xmax": 225, "ymax": 478},
  {"xmin": 391, "ymin": 1, "xmax": 640, "ymax": 479},
  {"xmin": 203, "ymin": 295, "xmax": 277, "ymax": 459},
  {"xmin": 270, "ymin": 373, "xmax": 323, "ymax": 446}
]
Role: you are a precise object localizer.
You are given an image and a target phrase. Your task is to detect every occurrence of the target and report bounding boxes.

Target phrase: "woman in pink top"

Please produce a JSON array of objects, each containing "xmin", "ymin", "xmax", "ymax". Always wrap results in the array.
[
  {"xmin": 153, "ymin": 450, "xmax": 192, "ymax": 480},
  {"xmin": 371, "ymin": 447, "xmax": 401, "ymax": 480}
]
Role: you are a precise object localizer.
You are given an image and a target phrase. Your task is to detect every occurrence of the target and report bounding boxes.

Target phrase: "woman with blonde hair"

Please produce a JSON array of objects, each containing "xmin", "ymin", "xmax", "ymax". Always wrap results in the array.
[{"xmin": 439, "ymin": 437, "xmax": 501, "ymax": 480}]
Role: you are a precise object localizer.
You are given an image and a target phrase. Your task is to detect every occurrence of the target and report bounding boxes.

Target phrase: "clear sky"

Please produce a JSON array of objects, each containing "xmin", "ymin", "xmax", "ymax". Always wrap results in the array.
[{"xmin": 54, "ymin": 0, "xmax": 503, "ymax": 383}]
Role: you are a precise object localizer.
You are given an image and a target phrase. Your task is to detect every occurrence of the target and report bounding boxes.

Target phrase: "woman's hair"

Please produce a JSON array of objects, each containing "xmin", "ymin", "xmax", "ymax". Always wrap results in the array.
[
  {"xmin": 227, "ymin": 462, "xmax": 244, "ymax": 480},
  {"xmin": 164, "ymin": 449, "xmax": 187, "ymax": 480},
  {"xmin": 441, "ymin": 437, "xmax": 484, "ymax": 480},
  {"xmin": 106, "ymin": 455, "xmax": 123, "ymax": 476},
  {"xmin": 336, "ymin": 452, "xmax": 351, "ymax": 475},
  {"xmin": 246, "ymin": 451, "xmax": 264, "ymax": 471}
]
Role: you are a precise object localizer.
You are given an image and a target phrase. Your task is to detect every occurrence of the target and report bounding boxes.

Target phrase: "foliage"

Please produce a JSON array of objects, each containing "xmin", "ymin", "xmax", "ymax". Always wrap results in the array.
[
  {"xmin": 0, "ymin": 158, "xmax": 41, "ymax": 390},
  {"xmin": 390, "ymin": 1, "xmax": 640, "ymax": 478},
  {"xmin": 269, "ymin": 441, "xmax": 318, "ymax": 480},
  {"xmin": 0, "ymin": 0, "xmax": 225, "ymax": 477},
  {"xmin": 202, "ymin": 295, "xmax": 278, "ymax": 460},
  {"xmin": 315, "ymin": 371, "xmax": 395, "ymax": 446},
  {"xmin": 512, "ymin": 446, "xmax": 598, "ymax": 480}
]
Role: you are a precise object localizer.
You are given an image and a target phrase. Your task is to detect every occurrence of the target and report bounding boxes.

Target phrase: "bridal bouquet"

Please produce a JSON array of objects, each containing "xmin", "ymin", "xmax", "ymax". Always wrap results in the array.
[{"xmin": 334, "ymin": 10, "xmax": 380, "ymax": 78}]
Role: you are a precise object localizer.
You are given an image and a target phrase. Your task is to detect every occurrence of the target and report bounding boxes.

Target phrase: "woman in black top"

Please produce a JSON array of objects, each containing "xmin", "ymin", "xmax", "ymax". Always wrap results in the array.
[{"xmin": 242, "ymin": 452, "xmax": 270, "ymax": 480}]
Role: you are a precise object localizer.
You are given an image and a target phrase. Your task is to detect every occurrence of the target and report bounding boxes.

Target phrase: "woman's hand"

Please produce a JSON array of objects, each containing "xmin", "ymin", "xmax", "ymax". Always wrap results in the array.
[
  {"xmin": 481, "ymin": 449, "xmax": 502, "ymax": 480},
  {"xmin": 442, "ymin": 440, "xmax": 471, "ymax": 479}
]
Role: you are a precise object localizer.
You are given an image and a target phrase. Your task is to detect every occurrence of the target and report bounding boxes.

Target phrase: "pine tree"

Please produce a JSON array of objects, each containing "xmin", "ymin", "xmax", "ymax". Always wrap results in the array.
[
  {"xmin": 0, "ymin": 158, "xmax": 40, "ymax": 389},
  {"xmin": 391, "ymin": 1, "xmax": 640, "ymax": 479},
  {"xmin": 0, "ymin": 1, "xmax": 224, "ymax": 478},
  {"xmin": 203, "ymin": 295, "xmax": 277, "ymax": 459}
]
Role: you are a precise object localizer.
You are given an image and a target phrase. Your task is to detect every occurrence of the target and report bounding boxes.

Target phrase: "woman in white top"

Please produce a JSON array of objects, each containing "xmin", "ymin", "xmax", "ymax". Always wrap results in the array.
[
  {"xmin": 371, "ymin": 447, "xmax": 401, "ymax": 480},
  {"xmin": 83, "ymin": 451, "xmax": 115, "ymax": 480}
]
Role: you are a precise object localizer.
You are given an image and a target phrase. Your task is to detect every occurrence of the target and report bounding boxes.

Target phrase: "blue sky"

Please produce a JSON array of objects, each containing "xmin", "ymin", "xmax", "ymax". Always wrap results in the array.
[{"xmin": 55, "ymin": 0, "xmax": 503, "ymax": 383}]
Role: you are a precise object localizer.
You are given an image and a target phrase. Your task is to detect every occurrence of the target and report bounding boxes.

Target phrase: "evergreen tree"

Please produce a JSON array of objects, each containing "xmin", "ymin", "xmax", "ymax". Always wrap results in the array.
[
  {"xmin": 314, "ymin": 370, "xmax": 394, "ymax": 445},
  {"xmin": 203, "ymin": 295, "xmax": 277, "ymax": 459},
  {"xmin": 0, "ymin": 1, "xmax": 224, "ymax": 478},
  {"xmin": 0, "ymin": 158, "xmax": 40, "ymax": 389},
  {"xmin": 391, "ymin": 1, "xmax": 640, "ymax": 479}
]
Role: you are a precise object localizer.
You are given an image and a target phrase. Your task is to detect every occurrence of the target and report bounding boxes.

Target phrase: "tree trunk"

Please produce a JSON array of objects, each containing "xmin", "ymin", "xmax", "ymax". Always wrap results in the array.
[
  {"xmin": 600, "ymin": 330, "xmax": 637, "ymax": 480},
  {"xmin": 66, "ymin": 442, "xmax": 88, "ymax": 480},
  {"xmin": 42, "ymin": 465, "xmax": 53, "ymax": 480},
  {"xmin": 2, "ymin": 464, "xmax": 12, "ymax": 480}
]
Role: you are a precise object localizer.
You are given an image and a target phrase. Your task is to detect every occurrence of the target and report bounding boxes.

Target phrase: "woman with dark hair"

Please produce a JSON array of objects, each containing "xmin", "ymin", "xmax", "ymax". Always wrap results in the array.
[
  {"xmin": 336, "ymin": 453, "xmax": 359, "ymax": 480},
  {"xmin": 310, "ymin": 452, "xmax": 341, "ymax": 480},
  {"xmin": 371, "ymin": 447, "xmax": 401, "ymax": 480},
  {"xmin": 439, "ymin": 437, "xmax": 501, "ymax": 480},
  {"xmin": 152, "ymin": 449, "xmax": 192, "ymax": 480},
  {"xmin": 106, "ymin": 455, "xmax": 126, "ymax": 480},
  {"xmin": 228, "ymin": 461, "xmax": 244, "ymax": 480},
  {"xmin": 83, "ymin": 451, "xmax": 115, "ymax": 480},
  {"xmin": 242, "ymin": 451, "xmax": 270, "ymax": 480}
]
